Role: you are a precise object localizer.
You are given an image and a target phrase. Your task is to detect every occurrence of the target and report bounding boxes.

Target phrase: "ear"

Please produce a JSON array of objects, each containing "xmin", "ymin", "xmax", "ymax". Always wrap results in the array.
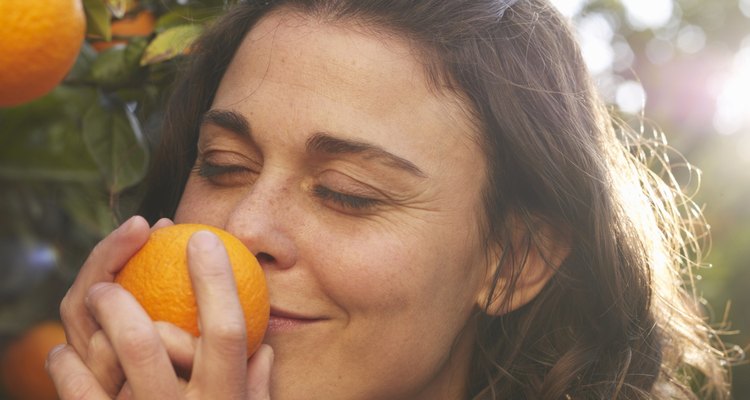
[{"xmin": 476, "ymin": 215, "xmax": 571, "ymax": 316}]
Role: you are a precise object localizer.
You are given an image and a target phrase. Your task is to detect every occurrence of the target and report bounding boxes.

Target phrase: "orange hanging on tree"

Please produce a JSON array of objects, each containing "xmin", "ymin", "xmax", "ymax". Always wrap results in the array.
[
  {"xmin": 0, "ymin": 0, "xmax": 86, "ymax": 107},
  {"xmin": 0, "ymin": 321, "xmax": 67, "ymax": 400},
  {"xmin": 91, "ymin": 9, "xmax": 157, "ymax": 52}
]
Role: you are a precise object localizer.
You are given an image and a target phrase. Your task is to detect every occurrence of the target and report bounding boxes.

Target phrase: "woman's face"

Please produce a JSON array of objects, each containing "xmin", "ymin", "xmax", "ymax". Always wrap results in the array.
[{"xmin": 175, "ymin": 9, "xmax": 492, "ymax": 399}]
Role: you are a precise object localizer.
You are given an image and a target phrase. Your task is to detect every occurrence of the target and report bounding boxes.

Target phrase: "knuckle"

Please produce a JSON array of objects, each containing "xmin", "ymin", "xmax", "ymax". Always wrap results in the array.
[
  {"xmin": 59, "ymin": 372, "xmax": 98, "ymax": 400},
  {"xmin": 59, "ymin": 293, "xmax": 75, "ymax": 323},
  {"xmin": 116, "ymin": 324, "xmax": 162, "ymax": 363},
  {"xmin": 85, "ymin": 283, "xmax": 120, "ymax": 313},
  {"xmin": 86, "ymin": 330, "xmax": 111, "ymax": 361},
  {"xmin": 209, "ymin": 321, "xmax": 247, "ymax": 352},
  {"xmin": 153, "ymin": 321, "xmax": 188, "ymax": 342},
  {"xmin": 84, "ymin": 238, "xmax": 107, "ymax": 265},
  {"xmin": 89, "ymin": 238, "xmax": 108, "ymax": 260}
]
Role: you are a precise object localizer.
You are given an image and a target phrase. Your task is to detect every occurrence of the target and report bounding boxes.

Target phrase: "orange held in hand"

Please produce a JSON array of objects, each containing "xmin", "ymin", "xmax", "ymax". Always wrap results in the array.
[
  {"xmin": 115, "ymin": 224, "xmax": 270, "ymax": 354},
  {"xmin": 0, "ymin": 0, "xmax": 86, "ymax": 107},
  {"xmin": 0, "ymin": 321, "xmax": 67, "ymax": 400}
]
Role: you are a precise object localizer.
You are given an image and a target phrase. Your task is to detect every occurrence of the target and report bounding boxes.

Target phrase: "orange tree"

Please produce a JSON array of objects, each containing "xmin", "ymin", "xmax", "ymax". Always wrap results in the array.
[{"xmin": 0, "ymin": 1, "xmax": 232, "ymax": 398}]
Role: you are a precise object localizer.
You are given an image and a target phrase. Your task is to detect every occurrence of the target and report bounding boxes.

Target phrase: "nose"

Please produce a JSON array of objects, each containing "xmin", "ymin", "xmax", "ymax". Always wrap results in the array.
[{"xmin": 223, "ymin": 175, "xmax": 299, "ymax": 271}]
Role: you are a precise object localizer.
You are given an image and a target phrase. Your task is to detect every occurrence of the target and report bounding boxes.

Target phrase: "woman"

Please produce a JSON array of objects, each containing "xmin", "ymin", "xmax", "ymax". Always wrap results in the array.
[{"xmin": 48, "ymin": 0, "xmax": 731, "ymax": 398}]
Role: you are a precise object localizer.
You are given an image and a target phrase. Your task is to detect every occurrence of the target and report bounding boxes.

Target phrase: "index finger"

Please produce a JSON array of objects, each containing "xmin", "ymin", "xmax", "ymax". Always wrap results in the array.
[{"xmin": 187, "ymin": 231, "xmax": 249, "ymax": 398}]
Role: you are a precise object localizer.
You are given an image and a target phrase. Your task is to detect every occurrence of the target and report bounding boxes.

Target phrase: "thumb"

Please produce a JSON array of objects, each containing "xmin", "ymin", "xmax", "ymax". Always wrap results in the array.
[{"xmin": 246, "ymin": 344, "xmax": 274, "ymax": 399}]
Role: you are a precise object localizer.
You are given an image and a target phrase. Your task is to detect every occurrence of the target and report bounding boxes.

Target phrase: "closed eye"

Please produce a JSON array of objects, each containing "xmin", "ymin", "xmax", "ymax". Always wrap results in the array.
[
  {"xmin": 194, "ymin": 161, "xmax": 257, "ymax": 186},
  {"xmin": 313, "ymin": 185, "xmax": 381, "ymax": 211},
  {"xmin": 197, "ymin": 162, "xmax": 248, "ymax": 178}
]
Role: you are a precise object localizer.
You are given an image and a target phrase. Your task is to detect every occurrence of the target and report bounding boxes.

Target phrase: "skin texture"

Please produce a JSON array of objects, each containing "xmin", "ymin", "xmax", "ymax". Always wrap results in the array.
[{"xmin": 172, "ymin": 10, "xmax": 493, "ymax": 400}]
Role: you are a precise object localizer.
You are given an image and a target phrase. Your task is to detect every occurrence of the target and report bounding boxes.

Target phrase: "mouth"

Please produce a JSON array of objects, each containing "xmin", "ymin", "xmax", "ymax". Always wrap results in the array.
[{"xmin": 267, "ymin": 306, "xmax": 325, "ymax": 333}]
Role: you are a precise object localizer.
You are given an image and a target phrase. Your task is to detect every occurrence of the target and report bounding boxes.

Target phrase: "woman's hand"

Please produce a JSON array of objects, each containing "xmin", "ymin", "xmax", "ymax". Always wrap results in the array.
[
  {"xmin": 59, "ymin": 216, "xmax": 170, "ymax": 362},
  {"xmin": 49, "ymin": 218, "xmax": 274, "ymax": 398}
]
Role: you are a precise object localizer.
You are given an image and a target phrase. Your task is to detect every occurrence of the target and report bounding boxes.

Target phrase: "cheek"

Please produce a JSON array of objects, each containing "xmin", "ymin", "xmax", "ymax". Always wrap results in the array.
[
  {"xmin": 174, "ymin": 179, "xmax": 235, "ymax": 224},
  {"xmin": 312, "ymin": 224, "xmax": 484, "ymax": 320},
  {"xmin": 312, "ymin": 234, "xmax": 410, "ymax": 311},
  {"xmin": 307, "ymin": 224, "xmax": 486, "ymax": 384},
  {"xmin": 173, "ymin": 181, "xmax": 204, "ymax": 223}
]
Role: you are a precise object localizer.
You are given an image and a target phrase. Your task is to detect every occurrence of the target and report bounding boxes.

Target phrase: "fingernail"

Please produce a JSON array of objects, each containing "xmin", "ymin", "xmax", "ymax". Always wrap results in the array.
[
  {"xmin": 49, "ymin": 343, "xmax": 66, "ymax": 357},
  {"xmin": 45, "ymin": 344, "xmax": 67, "ymax": 370},
  {"xmin": 191, "ymin": 230, "xmax": 220, "ymax": 252},
  {"xmin": 120, "ymin": 382, "xmax": 133, "ymax": 398},
  {"xmin": 153, "ymin": 218, "xmax": 172, "ymax": 229},
  {"xmin": 85, "ymin": 282, "xmax": 112, "ymax": 307},
  {"xmin": 117, "ymin": 215, "xmax": 138, "ymax": 234}
]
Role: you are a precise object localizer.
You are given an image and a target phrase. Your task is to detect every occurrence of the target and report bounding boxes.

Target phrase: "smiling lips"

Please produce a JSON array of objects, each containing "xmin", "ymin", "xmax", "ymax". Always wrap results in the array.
[{"xmin": 267, "ymin": 307, "xmax": 324, "ymax": 333}]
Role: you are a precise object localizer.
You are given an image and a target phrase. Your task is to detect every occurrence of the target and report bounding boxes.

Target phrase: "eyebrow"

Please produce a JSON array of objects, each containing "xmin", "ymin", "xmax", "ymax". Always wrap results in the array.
[
  {"xmin": 201, "ymin": 109, "xmax": 250, "ymax": 137},
  {"xmin": 200, "ymin": 109, "xmax": 427, "ymax": 178},
  {"xmin": 306, "ymin": 133, "xmax": 427, "ymax": 178}
]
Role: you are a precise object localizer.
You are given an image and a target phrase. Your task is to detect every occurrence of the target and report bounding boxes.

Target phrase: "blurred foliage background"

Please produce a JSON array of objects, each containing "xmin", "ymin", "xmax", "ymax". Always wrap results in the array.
[{"xmin": 0, "ymin": 0, "xmax": 748, "ymax": 398}]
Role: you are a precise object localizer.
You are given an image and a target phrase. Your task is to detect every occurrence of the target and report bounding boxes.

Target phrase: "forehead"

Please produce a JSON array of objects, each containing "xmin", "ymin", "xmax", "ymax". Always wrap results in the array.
[
  {"xmin": 212, "ymin": 9, "xmax": 485, "ymax": 180},
  {"xmin": 216, "ymin": 9, "xmax": 477, "ymax": 126}
]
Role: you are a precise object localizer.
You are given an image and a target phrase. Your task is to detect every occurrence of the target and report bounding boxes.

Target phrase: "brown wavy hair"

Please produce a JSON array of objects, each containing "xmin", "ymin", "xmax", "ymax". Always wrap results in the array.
[{"xmin": 138, "ymin": 0, "xmax": 733, "ymax": 398}]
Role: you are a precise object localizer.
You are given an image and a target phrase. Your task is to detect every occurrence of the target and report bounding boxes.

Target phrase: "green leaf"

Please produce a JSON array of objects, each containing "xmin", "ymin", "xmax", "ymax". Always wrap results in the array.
[
  {"xmin": 0, "ymin": 87, "xmax": 99, "ymax": 178},
  {"xmin": 89, "ymin": 38, "xmax": 148, "ymax": 88},
  {"xmin": 124, "ymin": 36, "xmax": 150, "ymax": 66},
  {"xmin": 61, "ymin": 184, "xmax": 118, "ymax": 238},
  {"xmin": 83, "ymin": 0, "xmax": 112, "ymax": 41},
  {"xmin": 66, "ymin": 44, "xmax": 99, "ymax": 82},
  {"xmin": 140, "ymin": 24, "xmax": 203, "ymax": 66},
  {"xmin": 82, "ymin": 98, "xmax": 148, "ymax": 193}
]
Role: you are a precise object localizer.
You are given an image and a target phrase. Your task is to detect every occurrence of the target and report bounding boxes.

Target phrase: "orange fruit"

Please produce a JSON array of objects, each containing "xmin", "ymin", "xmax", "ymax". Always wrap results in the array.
[
  {"xmin": 0, "ymin": 321, "xmax": 67, "ymax": 400},
  {"xmin": 115, "ymin": 224, "xmax": 269, "ymax": 354},
  {"xmin": 91, "ymin": 10, "xmax": 156, "ymax": 52},
  {"xmin": 0, "ymin": 0, "xmax": 86, "ymax": 107}
]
